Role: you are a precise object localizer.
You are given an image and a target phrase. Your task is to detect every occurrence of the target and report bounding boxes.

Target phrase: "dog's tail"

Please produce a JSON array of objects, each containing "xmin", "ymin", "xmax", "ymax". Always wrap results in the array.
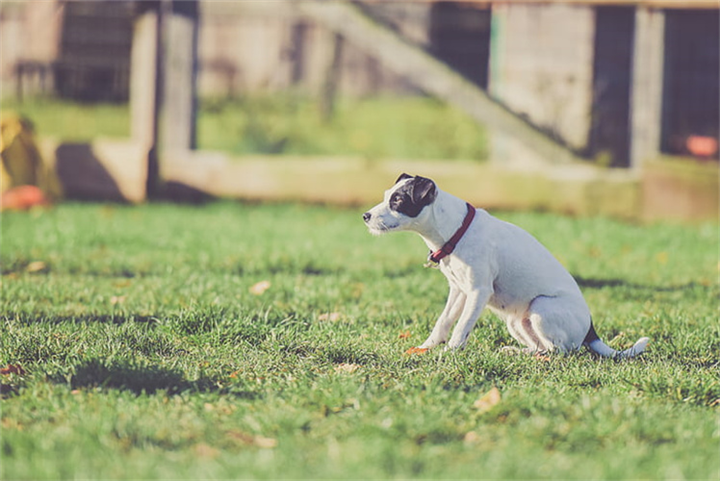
[{"xmin": 583, "ymin": 321, "xmax": 649, "ymax": 359}]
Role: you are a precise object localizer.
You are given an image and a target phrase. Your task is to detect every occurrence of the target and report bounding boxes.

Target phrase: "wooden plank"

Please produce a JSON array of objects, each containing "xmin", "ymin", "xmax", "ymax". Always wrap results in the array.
[
  {"xmin": 360, "ymin": 0, "xmax": 718, "ymax": 9},
  {"xmin": 129, "ymin": 6, "xmax": 160, "ymax": 199},
  {"xmin": 298, "ymin": 1, "xmax": 578, "ymax": 164},
  {"xmin": 39, "ymin": 138, "xmax": 148, "ymax": 203},
  {"xmin": 630, "ymin": 7, "xmax": 665, "ymax": 169},
  {"xmin": 160, "ymin": 150, "xmax": 642, "ymax": 219},
  {"xmin": 161, "ymin": 0, "xmax": 199, "ymax": 152},
  {"xmin": 129, "ymin": 9, "xmax": 160, "ymax": 154}
]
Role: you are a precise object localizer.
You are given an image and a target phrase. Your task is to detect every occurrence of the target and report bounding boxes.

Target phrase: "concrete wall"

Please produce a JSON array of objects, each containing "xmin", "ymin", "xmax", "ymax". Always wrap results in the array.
[
  {"xmin": 489, "ymin": 3, "xmax": 596, "ymax": 151},
  {"xmin": 197, "ymin": 1, "xmax": 413, "ymax": 98},
  {"xmin": 0, "ymin": 2, "xmax": 63, "ymax": 96}
]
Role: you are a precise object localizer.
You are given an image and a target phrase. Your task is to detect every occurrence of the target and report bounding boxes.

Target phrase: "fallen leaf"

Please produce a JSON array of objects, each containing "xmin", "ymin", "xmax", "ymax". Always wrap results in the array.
[
  {"xmin": 0, "ymin": 364, "xmax": 25, "ymax": 376},
  {"xmin": 249, "ymin": 280, "xmax": 271, "ymax": 295},
  {"xmin": 318, "ymin": 312, "xmax": 341, "ymax": 322},
  {"xmin": 194, "ymin": 443, "xmax": 220, "ymax": 458},
  {"xmin": 25, "ymin": 261, "xmax": 47, "ymax": 273},
  {"xmin": 253, "ymin": 436, "xmax": 278, "ymax": 449},
  {"xmin": 227, "ymin": 430, "xmax": 254, "ymax": 444},
  {"xmin": 398, "ymin": 331, "xmax": 411, "ymax": 339},
  {"xmin": 405, "ymin": 346, "xmax": 428, "ymax": 355},
  {"xmin": 334, "ymin": 363, "xmax": 361, "ymax": 374},
  {"xmin": 463, "ymin": 431, "xmax": 480, "ymax": 444},
  {"xmin": 473, "ymin": 387, "xmax": 501, "ymax": 413},
  {"xmin": 110, "ymin": 295, "xmax": 126, "ymax": 305},
  {"xmin": 227, "ymin": 430, "xmax": 277, "ymax": 449}
]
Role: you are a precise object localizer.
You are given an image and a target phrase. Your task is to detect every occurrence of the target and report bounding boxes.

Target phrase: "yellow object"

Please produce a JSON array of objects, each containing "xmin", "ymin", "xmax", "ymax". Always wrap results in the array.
[{"xmin": 0, "ymin": 113, "xmax": 61, "ymax": 198}]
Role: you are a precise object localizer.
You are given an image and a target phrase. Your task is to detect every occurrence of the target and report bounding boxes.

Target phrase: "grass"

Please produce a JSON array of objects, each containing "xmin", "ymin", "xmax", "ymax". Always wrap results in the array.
[
  {"xmin": 0, "ymin": 95, "xmax": 488, "ymax": 160},
  {"xmin": 1, "ymin": 201, "xmax": 718, "ymax": 480}
]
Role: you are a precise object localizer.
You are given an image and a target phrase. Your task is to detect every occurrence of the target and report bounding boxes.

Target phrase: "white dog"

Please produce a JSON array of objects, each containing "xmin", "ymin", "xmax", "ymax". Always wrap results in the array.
[{"xmin": 363, "ymin": 173, "xmax": 649, "ymax": 358}]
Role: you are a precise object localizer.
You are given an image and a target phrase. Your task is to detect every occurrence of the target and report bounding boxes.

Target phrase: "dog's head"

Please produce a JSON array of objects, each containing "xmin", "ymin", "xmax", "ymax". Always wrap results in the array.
[{"xmin": 363, "ymin": 173, "xmax": 437, "ymax": 235}]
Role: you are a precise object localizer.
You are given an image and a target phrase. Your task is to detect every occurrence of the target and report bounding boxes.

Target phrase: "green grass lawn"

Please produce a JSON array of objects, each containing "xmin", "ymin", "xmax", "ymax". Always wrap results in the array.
[
  {"xmin": 1, "ymin": 95, "xmax": 488, "ymax": 161},
  {"xmin": 1, "ymin": 201, "xmax": 718, "ymax": 480}
]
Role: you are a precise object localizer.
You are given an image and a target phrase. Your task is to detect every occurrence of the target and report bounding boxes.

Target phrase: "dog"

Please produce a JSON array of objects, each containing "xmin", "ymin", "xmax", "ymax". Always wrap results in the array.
[{"xmin": 363, "ymin": 173, "xmax": 649, "ymax": 358}]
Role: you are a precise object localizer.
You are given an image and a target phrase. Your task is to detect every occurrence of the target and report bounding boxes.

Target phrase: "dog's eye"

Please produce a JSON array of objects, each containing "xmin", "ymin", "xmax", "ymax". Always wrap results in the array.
[{"xmin": 390, "ymin": 193, "xmax": 405, "ymax": 207}]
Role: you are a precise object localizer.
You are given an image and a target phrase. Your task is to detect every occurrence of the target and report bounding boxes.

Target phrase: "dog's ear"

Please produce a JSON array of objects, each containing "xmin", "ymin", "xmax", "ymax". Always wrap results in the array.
[
  {"xmin": 410, "ymin": 176, "xmax": 436, "ymax": 206},
  {"xmin": 395, "ymin": 173, "xmax": 413, "ymax": 184}
]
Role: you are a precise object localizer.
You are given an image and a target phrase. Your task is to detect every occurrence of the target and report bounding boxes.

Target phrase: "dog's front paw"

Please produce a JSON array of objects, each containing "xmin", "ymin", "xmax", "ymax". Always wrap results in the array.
[{"xmin": 405, "ymin": 346, "xmax": 429, "ymax": 355}]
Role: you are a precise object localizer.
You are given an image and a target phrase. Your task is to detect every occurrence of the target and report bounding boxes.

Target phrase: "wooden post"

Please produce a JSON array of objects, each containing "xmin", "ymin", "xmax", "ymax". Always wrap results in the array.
[
  {"xmin": 630, "ymin": 7, "xmax": 665, "ymax": 170},
  {"xmin": 320, "ymin": 32, "xmax": 344, "ymax": 122},
  {"xmin": 130, "ymin": 3, "xmax": 161, "ymax": 195},
  {"xmin": 160, "ymin": 0, "xmax": 199, "ymax": 152}
]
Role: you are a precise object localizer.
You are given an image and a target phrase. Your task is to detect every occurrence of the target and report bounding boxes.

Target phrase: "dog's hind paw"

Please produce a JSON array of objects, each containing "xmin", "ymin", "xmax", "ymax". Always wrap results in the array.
[{"xmin": 405, "ymin": 346, "xmax": 429, "ymax": 355}]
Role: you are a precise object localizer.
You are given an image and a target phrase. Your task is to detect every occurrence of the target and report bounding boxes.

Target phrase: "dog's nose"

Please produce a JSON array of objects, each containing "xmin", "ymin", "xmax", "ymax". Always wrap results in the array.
[{"xmin": 362, "ymin": 212, "xmax": 371, "ymax": 223}]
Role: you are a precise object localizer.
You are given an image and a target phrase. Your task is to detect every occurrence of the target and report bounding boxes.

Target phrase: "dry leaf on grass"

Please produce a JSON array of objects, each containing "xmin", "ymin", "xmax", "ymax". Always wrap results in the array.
[
  {"xmin": 253, "ymin": 436, "xmax": 278, "ymax": 449},
  {"xmin": 405, "ymin": 346, "xmax": 428, "ymax": 355},
  {"xmin": 249, "ymin": 280, "xmax": 271, "ymax": 295},
  {"xmin": 0, "ymin": 365, "xmax": 25, "ymax": 376},
  {"xmin": 110, "ymin": 295, "xmax": 126, "ymax": 305},
  {"xmin": 194, "ymin": 443, "xmax": 220, "ymax": 458},
  {"xmin": 25, "ymin": 261, "xmax": 47, "ymax": 273},
  {"xmin": 334, "ymin": 363, "xmax": 361, "ymax": 374},
  {"xmin": 473, "ymin": 387, "xmax": 501, "ymax": 413},
  {"xmin": 318, "ymin": 312, "xmax": 341, "ymax": 322},
  {"xmin": 227, "ymin": 430, "xmax": 277, "ymax": 448},
  {"xmin": 398, "ymin": 330, "xmax": 411, "ymax": 339}
]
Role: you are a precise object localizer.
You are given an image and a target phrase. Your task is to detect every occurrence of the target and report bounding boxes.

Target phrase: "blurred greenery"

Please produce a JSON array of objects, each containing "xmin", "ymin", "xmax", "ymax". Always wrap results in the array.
[{"xmin": 0, "ymin": 94, "xmax": 488, "ymax": 160}]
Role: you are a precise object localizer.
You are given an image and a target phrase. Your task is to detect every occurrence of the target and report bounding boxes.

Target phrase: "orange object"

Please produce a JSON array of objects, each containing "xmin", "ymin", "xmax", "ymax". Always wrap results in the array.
[
  {"xmin": 1, "ymin": 185, "xmax": 50, "ymax": 211},
  {"xmin": 405, "ymin": 346, "xmax": 429, "ymax": 355},
  {"xmin": 686, "ymin": 135, "xmax": 719, "ymax": 157},
  {"xmin": 0, "ymin": 364, "xmax": 26, "ymax": 376}
]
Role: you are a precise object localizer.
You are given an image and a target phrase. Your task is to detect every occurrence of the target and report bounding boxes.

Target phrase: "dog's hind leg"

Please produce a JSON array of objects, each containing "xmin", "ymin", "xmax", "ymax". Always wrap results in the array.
[
  {"xmin": 416, "ymin": 284, "xmax": 466, "ymax": 350},
  {"xmin": 526, "ymin": 295, "xmax": 591, "ymax": 352},
  {"xmin": 502, "ymin": 315, "xmax": 551, "ymax": 354}
]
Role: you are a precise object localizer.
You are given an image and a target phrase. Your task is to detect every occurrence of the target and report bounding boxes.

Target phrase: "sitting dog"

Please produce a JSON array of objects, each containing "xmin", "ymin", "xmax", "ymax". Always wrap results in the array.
[{"xmin": 363, "ymin": 173, "xmax": 649, "ymax": 358}]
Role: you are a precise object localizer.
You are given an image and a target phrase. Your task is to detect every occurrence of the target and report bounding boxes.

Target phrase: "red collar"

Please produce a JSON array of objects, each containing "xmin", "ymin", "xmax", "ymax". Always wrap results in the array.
[{"xmin": 427, "ymin": 203, "xmax": 476, "ymax": 264}]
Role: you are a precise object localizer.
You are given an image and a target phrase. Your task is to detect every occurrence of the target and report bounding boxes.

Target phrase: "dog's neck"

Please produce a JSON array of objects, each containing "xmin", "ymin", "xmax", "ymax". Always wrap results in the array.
[{"xmin": 417, "ymin": 190, "xmax": 471, "ymax": 251}]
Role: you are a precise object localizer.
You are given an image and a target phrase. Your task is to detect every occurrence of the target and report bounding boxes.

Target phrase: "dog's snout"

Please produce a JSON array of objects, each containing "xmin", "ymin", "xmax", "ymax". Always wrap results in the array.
[{"xmin": 363, "ymin": 212, "xmax": 372, "ymax": 223}]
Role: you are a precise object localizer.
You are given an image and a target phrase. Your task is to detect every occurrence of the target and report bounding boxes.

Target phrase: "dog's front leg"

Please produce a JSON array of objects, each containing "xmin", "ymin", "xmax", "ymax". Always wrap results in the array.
[
  {"xmin": 446, "ymin": 288, "xmax": 492, "ymax": 350},
  {"xmin": 416, "ymin": 284, "xmax": 466, "ymax": 350}
]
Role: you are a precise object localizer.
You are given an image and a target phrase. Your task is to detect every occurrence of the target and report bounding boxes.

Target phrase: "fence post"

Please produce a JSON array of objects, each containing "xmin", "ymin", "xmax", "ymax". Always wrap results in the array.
[
  {"xmin": 630, "ymin": 7, "xmax": 665, "ymax": 170},
  {"xmin": 130, "ymin": 2, "xmax": 162, "ymax": 196},
  {"xmin": 161, "ymin": 0, "xmax": 199, "ymax": 152}
]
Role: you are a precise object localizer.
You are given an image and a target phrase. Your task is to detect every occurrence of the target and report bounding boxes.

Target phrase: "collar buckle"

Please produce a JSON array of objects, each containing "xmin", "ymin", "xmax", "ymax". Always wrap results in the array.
[{"xmin": 424, "ymin": 250, "xmax": 440, "ymax": 268}]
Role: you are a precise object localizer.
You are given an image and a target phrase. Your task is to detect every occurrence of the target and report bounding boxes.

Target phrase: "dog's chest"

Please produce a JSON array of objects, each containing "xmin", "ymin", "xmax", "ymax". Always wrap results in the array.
[{"xmin": 438, "ymin": 260, "xmax": 471, "ymax": 289}]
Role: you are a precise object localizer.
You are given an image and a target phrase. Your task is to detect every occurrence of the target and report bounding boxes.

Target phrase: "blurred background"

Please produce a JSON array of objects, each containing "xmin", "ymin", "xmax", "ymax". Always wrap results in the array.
[{"xmin": 1, "ymin": 0, "xmax": 717, "ymax": 221}]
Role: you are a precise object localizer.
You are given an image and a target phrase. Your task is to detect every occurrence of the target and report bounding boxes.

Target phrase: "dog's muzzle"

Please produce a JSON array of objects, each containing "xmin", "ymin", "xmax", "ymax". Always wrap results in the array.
[{"xmin": 362, "ymin": 212, "xmax": 372, "ymax": 223}]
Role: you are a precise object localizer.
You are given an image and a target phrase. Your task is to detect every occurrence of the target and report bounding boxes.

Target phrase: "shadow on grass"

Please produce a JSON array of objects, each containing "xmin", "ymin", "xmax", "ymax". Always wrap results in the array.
[
  {"xmin": 576, "ymin": 277, "xmax": 712, "ymax": 293},
  {"xmin": 574, "ymin": 276, "xmax": 716, "ymax": 298},
  {"xmin": 62, "ymin": 359, "xmax": 259, "ymax": 398}
]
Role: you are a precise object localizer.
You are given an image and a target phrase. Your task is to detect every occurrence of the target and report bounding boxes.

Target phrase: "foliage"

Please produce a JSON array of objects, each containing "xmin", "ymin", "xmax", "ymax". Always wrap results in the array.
[
  {"xmin": 0, "ymin": 95, "xmax": 488, "ymax": 161},
  {"xmin": 1, "ymin": 202, "xmax": 718, "ymax": 479}
]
